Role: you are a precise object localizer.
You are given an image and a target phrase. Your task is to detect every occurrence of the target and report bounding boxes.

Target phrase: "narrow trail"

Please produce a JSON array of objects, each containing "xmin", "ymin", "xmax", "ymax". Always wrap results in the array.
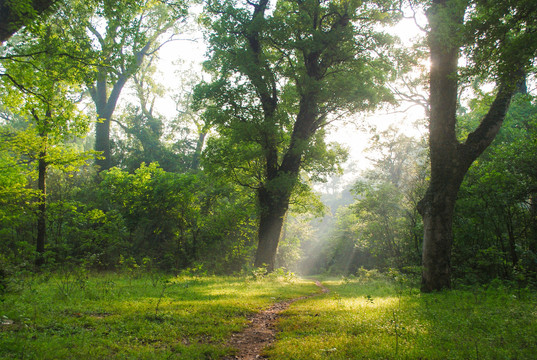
[{"xmin": 223, "ymin": 280, "xmax": 329, "ymax": 360}]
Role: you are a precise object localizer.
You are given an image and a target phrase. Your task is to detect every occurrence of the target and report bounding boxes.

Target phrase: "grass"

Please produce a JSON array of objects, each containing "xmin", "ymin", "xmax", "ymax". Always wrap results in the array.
[
  {"xmin": 267, "ymin": 275, "xmax": 537, "ymax": 359},
  {"xmin": 0, "ymin": 270, "xmax": 317, "ymax": 359},
  {"xmin": 2, "ymin": 270, "xmax": 536, "ymax": 359}
]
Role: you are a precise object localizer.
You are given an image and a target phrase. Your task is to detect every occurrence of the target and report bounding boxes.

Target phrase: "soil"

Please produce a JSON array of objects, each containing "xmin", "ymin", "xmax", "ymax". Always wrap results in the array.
[{"xmin": 222, "ymin": 280, "xmax": 329, "ymax": 360}]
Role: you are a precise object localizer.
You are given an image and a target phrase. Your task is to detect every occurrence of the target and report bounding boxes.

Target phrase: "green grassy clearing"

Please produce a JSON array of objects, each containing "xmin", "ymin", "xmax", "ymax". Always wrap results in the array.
[
  {"xmin": 2, "ymin": 272, "xmax": 536, "ymax": 360},
  {"xmin": 268, "ymin": 276, "xmax": 537, "ymax": 359},
  {"xmin": 0, "ymin": 271, "xmax": 317, "ymax": 359}
]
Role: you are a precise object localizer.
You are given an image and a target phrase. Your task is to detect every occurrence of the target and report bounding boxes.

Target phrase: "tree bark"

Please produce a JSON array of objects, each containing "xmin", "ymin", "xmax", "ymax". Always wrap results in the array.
[
  {"xmin": 419, "ymin": 185, "xmax": 460, "ymax": 291},
  {"xmin": 191, "ymin": 131, "xmax": 206, "ymax": 171},
  {"xmin": 94, "ymin": 120, "xmax": 111, "ymax": 170},
  {"xmin": 254, "ymin": 187, "xmax": 290, "ymax": 271}
]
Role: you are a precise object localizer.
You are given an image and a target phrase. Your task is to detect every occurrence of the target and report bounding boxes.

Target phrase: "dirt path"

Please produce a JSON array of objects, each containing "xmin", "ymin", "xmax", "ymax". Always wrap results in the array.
[{"xmin": 223, "ymin": 280, "xmax": 329, "ymax": 360}]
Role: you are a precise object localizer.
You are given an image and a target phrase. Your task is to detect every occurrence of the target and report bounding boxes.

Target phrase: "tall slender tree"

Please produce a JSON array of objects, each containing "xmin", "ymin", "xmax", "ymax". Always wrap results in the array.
[
  {"xmin": 0, "ymin": 20, "xmax": 92, "ymax": 266},
  {"xmin": 199, "ymin": 0, "xmax": 397, "ymax": 271}
]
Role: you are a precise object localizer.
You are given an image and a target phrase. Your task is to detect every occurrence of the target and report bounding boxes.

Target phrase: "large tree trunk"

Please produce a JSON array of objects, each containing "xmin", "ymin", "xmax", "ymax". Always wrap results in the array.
[
  {"xmin": 420, "ymin": 0, "xmax": 518, "ymax": 292},
  {"xmin": 419, "ymin": 0, "xmax": 461, "ymax": 289},
  {"xmin": 254, "ymin": 187, "xmax": 289, "ymax": 271},
  {"xmin": 419, "ymin": 184, "xmax": 460, "ymax": 291}
]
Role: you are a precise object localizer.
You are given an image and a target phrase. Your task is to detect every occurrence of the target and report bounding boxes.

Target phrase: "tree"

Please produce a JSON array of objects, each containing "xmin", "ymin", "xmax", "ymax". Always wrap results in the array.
[
  {"xmin": 0, "ymin": 21, "xmax": 92, "ymax": 266},
  {"xmin": 64, "ymin": 0, "xmax": 188, "ymax": 171},
  {"xmin": 418, "ymin": 0, "xmax": 537, "ymax": 291},
  {"xmin": 0, "ymin": 0, "xmax": 55, "ymax": 42},
  {"xmin": 199, "ymin": 0, "xmax": 397, "ymax": 271}
]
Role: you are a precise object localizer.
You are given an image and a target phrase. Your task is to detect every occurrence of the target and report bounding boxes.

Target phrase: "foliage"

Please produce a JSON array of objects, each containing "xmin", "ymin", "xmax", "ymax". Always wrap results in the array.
[
  {"xmin": 198, "ymin": 0, "xmax": 397, "ymax": 190},
  {"xmin": 453, "ymin": 93, "xmax": 537, "ymax": 285},
  {"xmin": 463, "ymin": 0, "xmax": 537, "ymax": 82},
  {"xmin": 0, "ymin": 127, "xmax": 38, "ymax": 234},
  {"xmin": 98, "ymin": 163, "xmax": 258, "ymax": 272},
  {"xmin": 0, "ymin": 156, "xmax": 259, "ymax": 274},
  {"xmin": 0, "ymin": 0, "xmax": 536, "ymax": 297}
]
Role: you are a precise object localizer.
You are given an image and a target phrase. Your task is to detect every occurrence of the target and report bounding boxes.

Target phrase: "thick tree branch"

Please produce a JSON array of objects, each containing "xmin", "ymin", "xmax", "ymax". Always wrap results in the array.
[{"xmin": 459, "ymin": 79, "xmax": 519, "ymax": 166}]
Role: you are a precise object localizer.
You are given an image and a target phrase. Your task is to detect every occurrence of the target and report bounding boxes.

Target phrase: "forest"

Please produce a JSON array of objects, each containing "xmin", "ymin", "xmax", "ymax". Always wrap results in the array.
[{"xmin": 1, "ymin": 0, "xmax": 537, "ymax": 359}]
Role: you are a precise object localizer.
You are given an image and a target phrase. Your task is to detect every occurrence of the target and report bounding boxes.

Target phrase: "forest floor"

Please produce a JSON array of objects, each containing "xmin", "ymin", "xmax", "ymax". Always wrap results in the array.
[{"xmin": 1, "ymin": 271, "xmax": 536, "ymax": 359}]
